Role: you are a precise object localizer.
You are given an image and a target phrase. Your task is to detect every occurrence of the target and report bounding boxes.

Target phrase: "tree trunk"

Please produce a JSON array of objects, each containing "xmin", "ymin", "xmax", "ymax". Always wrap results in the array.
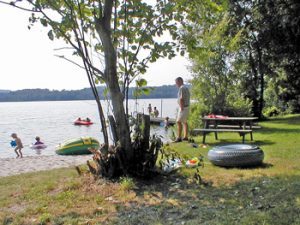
[
  {"xmin": 256, "ymin": 45, "xmax": 264, "ymax": 119},
  {"xmin": 249, "ymin": 49, "xmax": 260, "ymax": 118},
  {"xmin": 108, "ymin": 115, "xmax": 119, "ymax": 145},
  {"xmin": 96, "ymin": 17, "xmax": 133, "ymax": 159},
  {"xmin": 108, "ymin": 80, "xmax": 133, "ymax": 158}
]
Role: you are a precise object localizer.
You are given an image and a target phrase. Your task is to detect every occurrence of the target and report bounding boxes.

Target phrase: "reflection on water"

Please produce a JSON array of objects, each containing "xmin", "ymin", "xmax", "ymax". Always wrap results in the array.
[
  {"xmin": 0, "ymin": 99, "xmax": 178, "ymax": 158},
  {"xmin": 34, "ymin": 148, "xmax": 42, "ymax": 155}
]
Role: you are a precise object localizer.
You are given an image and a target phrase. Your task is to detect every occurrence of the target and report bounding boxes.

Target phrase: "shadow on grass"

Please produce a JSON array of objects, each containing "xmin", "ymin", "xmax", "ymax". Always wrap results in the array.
[
  {"xmin": 218, "ymin": 162, "xmax": 274, "ymax": 170},
  {"xmin": 264, "ymin": 115, "xmax": 300, "ymax": 125},
  {"xmin": 51, "ymin": 212, "xmax": 81, "ymax": 224},
  {"xmin": 251, "ymin": 140, "xmax": 276, "ymax": 146},
  {"xmin": 113, "ymin": 174, "xmax": 300, "ymax": 225},
  {"xmin": 204, "ymin": 140, "xmax": 276, "ymax": 147},
  {"xmin": 258, "ymin": 127, "xmax": 300, "ymax": 134}
]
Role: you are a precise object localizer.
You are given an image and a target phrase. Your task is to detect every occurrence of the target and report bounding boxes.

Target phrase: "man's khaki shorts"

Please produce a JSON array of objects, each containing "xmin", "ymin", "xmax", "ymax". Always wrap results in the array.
[{"xmin": 176, "ymin": 107, "xmax": 189, "ymax": 123}]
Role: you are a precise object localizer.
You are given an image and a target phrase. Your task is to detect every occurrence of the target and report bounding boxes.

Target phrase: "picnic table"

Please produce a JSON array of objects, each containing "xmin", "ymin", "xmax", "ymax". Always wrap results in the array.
[{"xmin": 192, "ymin": 116, "xmax": 259, "ymax": 144}]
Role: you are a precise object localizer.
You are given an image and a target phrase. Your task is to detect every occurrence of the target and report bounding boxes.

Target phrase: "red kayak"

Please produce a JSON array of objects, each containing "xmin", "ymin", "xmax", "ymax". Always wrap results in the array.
[{"xmin": 74, "ymin": 120, "xmax": 93, "ymax": 126}]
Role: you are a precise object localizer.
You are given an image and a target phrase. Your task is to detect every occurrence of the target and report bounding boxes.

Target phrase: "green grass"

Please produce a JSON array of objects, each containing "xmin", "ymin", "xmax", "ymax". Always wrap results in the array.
[{"xmin": 1, "ymin": 114, "xmax": 300, "ymax": 225}]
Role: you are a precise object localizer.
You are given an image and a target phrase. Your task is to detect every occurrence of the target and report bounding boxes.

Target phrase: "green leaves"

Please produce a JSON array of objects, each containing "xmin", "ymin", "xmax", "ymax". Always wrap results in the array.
[
  {"xmin": 133, "ymin": 78, "xmax": 154, "ymax": 98},
  {"xmin": 47, "ymin": 30, "xmax": 54, "ymax": 41},
  {"xmin": 40, "ymin": 18, "xmax": 47, "ymax": 27},
  {"xmin": 135, "ymin": 78, "xmax": 147, "ymax": 88},
  {"xmin": 114, "ymin": 0, "xmax": 185, "ymax": 86}
]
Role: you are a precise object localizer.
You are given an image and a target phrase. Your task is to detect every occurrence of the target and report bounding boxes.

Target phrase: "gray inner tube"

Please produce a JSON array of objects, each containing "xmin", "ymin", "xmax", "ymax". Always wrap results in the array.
[{"xmin": 208, "ymin": 144, "xmax": 264, "ymax": 167}]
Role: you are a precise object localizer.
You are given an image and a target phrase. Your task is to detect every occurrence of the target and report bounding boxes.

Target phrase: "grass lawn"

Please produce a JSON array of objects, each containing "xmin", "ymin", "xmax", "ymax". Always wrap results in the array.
[{"xmin": 1, "ymin": 114, "xmax": 300, "ymax": 225}]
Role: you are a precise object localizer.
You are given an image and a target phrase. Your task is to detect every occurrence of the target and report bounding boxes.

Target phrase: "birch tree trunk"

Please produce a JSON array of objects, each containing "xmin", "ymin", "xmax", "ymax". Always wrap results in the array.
[{"xmin": 95, "ymin": 3, "xmax": 133, "ymax": 159}]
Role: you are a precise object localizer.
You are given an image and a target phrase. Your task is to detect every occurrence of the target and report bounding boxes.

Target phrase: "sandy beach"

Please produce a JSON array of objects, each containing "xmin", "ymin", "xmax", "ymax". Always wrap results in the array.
[{"xmin": 0, "ymin": 155, "xmax": 92, "ymax": 177}]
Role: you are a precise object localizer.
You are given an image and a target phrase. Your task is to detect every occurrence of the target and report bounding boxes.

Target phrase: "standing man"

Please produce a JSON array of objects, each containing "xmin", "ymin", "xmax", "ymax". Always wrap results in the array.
[{"xmin": 175, "ymin": 77, "xmax": 190, "ymax": 142}]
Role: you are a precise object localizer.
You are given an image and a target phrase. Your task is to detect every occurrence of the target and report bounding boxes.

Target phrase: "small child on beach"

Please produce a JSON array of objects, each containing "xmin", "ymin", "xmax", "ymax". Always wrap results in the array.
[
  {"xmin": 11, "ymin": 133, "xmax": 23, "ymax": 158},
  {"xmin": 164, "ymin": 116, "xmax": 170, "ymax": 129},
  {"xmin": 153, "ymin": 107, "xmax": 159, "ymax": 118}
]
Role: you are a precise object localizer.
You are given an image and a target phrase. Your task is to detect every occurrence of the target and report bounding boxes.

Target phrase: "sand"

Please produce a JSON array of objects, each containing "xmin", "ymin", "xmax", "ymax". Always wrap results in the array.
[{"xmin": 0, "ymin": 155, "xmax": 92, "ymax": 177}]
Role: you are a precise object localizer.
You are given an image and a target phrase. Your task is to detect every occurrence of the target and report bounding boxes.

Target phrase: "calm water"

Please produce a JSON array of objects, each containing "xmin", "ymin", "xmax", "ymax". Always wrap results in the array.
[{"xmin": 0, "ymin": 99, "xmax": 178, "ymax": 158}]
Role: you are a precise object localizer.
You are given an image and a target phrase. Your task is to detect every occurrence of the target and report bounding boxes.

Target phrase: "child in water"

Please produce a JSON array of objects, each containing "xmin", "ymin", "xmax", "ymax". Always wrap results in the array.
[
  {"xmin": 11, "ymin": 133, "xmax": 23, "ymax": 158},
  {"xmin": 34, "ymin": 136, "xmax": 44, "ymax": 145}
]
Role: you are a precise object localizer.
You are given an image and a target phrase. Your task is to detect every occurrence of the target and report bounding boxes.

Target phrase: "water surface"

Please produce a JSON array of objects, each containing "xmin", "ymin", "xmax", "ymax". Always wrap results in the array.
[{"xmin": 0, "ymin": 99, "xmax": 178, "ymax": 158}]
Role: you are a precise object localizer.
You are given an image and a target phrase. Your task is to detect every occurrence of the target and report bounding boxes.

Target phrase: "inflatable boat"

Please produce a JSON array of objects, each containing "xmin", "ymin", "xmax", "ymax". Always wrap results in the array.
[
  {"xmin": 74, "ymin": 120, "xmax": 93, "ymax": 126},
  {"xmin": 55, "ymin": 137, "xmax": 100, "ymax": 155}
]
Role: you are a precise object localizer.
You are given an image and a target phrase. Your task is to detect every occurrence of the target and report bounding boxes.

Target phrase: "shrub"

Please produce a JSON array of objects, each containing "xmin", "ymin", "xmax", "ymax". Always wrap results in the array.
[
  {"xmin": 119, "ymin": 177, "xmax": 135, "ymax": 192},
  {"xmin": 263, "ymin": 106, "xmax": 281, "ymax": 117}
]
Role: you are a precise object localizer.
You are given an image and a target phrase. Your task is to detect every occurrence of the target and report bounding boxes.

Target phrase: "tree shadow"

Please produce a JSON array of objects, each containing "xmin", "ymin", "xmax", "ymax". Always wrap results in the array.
[
  {"xmin": 258, "ymin": 127, "xmax": 300, "ymax": 134},
  {"xmin": 112, "ymin": 174, "xmax": 300, "ymax": 225},
  {"xmin": 264, "ymin": 115, "xmax": 300, "ymax": 125},
  {"xmin": 51, "ymin": 212, "xmax": 81, "ymax": 224}
]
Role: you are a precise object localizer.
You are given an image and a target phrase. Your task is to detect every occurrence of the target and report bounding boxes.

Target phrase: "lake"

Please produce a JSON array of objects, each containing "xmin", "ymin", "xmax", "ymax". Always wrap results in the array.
[{"xmin": 0, "ymin": 99, "xmax": 178, "ymax": 158}]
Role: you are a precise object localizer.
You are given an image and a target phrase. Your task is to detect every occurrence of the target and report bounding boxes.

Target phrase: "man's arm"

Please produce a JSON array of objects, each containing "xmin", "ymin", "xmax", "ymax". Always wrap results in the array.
[{"xmin": 179, "ymin": 97, "xmax": 184, "ymax": 111}]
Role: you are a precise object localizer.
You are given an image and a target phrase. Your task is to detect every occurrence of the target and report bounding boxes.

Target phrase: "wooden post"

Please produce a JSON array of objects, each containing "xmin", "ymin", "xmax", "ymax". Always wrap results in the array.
[
  {"xmin": 202, "ymin": 132, "xmax": 206, "ymax": 144},
  {"xmin": 142, "ymin": 114, "xmax": 150, "ymax": 150}
]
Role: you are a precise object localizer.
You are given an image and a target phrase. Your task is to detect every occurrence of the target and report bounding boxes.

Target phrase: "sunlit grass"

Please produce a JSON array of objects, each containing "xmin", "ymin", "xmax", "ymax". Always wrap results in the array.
[
  {"xmin": 168, "ymin": 114, "xmax": 300, "ymax": 185},
  {"xmin": 119, "ymin": 176, "xmax": 136, "ymax": 192},
  {"xmin": 0, "ymin": 114, "xmax": 299, "ymax": 224}
]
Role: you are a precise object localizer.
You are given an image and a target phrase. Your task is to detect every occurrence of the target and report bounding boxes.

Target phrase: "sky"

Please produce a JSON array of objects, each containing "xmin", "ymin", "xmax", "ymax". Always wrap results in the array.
[{"xmin": 0, "ymin": 4, "xmax": 191, "ymax": 91}]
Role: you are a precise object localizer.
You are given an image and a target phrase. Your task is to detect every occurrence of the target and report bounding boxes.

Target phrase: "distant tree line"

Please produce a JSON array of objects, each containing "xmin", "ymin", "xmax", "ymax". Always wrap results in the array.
[{"xmin": 0, "ymin": 85, "xmax": 180, "ymax": 102}]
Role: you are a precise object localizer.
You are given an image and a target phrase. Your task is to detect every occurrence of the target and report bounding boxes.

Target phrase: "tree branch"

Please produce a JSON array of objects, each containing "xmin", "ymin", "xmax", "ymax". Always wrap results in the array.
[
  {"xmin": 0, "ymin": 0, "xmax": 39, "ymax": 12},
  {"xmin": 54, "ymin": 54, "xmax": 86, "ymax": 69}
]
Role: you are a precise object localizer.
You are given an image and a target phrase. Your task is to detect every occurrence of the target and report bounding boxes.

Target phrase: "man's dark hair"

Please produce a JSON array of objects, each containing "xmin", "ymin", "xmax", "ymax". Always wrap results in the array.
[{"xmin": 175, "ymin": 77, "xmax": 183, "ymax": 83}]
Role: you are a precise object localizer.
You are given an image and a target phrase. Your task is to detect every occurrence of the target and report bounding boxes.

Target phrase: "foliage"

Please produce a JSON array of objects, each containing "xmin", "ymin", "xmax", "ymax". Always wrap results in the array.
[
  {"xmin": 180, "ymin": 0, "xmax": 252, "ymax": 126},
  {"xmin": 181, "ymin": 0, "xmax": 300, "ymax": 119},
  {"xmin": 188, "ymin": 103, "xmax": 208, "ymax": 131},
  {"xmin": 132, "ymin": 78, "xmax": 153, "ymax": 99},
  {"xmin": 263, "ymin": 70, "xmax": 294, "ymax": 114},
  {"xmin": 229, "ymin": 0, "xmax": 300, "ymax": 115},
  {"xmin": 130, "ymin": 131, "xmax": 163, "ymax": 178},
  {"xmin": 226, "ymin": 93, "xmax": 252, "ymax": 116},
  {"xmin": 255, "ymin": 0, "xmax": 300, "ymax": 113},
  {"xmin": 88, "ymin": 114, "xmax": 163, "ymax": 178},
  {"xmin": 119, "ymin": 177, "xmax": 135, "ymax": 192},
  {"xmin": 38, "ymin": 213, "xmax": 52, "ymax": 225},
  {"xmin": 263, "ymin": 106, "xmax": 281, "ymax": 118}
]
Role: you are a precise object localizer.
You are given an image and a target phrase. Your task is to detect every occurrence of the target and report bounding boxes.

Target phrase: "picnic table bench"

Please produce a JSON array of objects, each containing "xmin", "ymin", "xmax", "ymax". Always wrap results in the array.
[
  {"xmin": 208, "ymin": 124, "xmax": 261, "ymax": 129},
  {"xmin": 191, "ymin": 116, "xmax": 259, "ymax": 144}
]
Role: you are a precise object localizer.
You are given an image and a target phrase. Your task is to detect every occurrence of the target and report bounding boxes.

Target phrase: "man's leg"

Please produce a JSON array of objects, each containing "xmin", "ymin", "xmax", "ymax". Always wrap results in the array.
[
  {"xmin": 177, "ymin": 121, "xmax": 182, "ymax": 139},
  {"xmin": 183, "ymin": 122, "xmax": 188, "ymax": 139}
]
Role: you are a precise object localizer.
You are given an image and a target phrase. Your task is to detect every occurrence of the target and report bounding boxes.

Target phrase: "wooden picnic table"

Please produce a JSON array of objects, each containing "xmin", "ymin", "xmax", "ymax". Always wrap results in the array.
[{"xmin": 192, "ymin": 116, "xmax": 259, "ymax": 144}]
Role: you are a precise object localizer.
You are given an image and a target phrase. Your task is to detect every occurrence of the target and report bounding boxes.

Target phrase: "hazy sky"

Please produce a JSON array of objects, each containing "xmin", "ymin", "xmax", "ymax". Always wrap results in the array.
[{"xmin": 0, "ymin": 4, "xmax": 191, "ymax": 91}]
